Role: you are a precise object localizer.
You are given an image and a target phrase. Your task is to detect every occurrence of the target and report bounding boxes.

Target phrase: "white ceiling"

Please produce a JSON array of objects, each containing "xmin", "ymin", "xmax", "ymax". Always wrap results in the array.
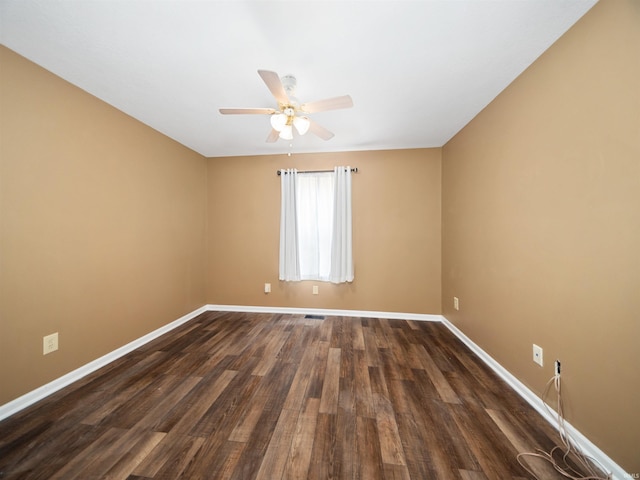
[{"xmin": 1, "ymin": 0, "xmax": 597, "ymax": 158}]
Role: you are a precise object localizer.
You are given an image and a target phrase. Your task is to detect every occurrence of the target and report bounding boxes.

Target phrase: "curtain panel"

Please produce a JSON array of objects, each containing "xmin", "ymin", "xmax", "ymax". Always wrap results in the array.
[
  {"xmin": 278, "ymin": 169, "xmax": 300, "ymax": 281},
  {"xmin": 279, "ymin": 166, "xmax": 353, "ymax": 283},
  {"xmin": 330, "ymin": 166, "xmax": 354, "ymax": 283}
]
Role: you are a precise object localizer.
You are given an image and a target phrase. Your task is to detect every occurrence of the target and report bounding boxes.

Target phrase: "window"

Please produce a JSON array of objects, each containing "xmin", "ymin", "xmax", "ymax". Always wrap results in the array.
[
  {"xmin": 297, "ymin": 172, "xmax": 334, "ymax": 280},
  {"xmin": 279, "ymin": 167, "xmax": 353, "ymax": 283}
]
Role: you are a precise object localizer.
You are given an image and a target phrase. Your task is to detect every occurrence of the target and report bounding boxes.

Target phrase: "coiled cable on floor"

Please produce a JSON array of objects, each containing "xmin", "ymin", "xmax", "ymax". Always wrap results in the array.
[{"xmin": 516, "ymin": 373, "xmax": 611, "ymax": 480}]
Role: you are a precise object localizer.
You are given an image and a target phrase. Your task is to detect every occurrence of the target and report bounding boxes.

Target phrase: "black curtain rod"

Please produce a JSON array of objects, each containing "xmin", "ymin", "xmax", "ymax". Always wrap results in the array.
[{"xmin": 277, "ymin": 167, "xmax": 359, "ymax": 176}]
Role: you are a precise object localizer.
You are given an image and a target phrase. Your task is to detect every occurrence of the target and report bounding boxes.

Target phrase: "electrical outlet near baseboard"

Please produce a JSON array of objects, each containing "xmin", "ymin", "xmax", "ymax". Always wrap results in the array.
[
  {"xmin": 43, "ymin": 332, "xmax": 59, "ymax": 355},
  {"xmin": 453, "ymin": 296, "xmax": 459, "ymax": 310},
  {"xmin": 532, "ymin": 344, "xmax": 543, "ymax": 367}
]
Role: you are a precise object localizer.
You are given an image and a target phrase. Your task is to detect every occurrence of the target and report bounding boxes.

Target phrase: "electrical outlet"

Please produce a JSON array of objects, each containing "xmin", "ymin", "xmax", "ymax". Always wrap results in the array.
[
  {"xmin": 312, "ymin": 285, "xmax": 319, "ymax": 295},
  {"xmin": 264, "ymin": 283, "xmax": 271, "ymax": 293},
  {"xmin": 453, "ymin": 297, "xmax": 459, "ymax": 310},
  {"xmin": 555, "ymin": 359, "xmax": 561, "ymax": 376},
  {"xmin": 43, "ymin": 332, "xmax": 58, "ymax": 355},
  {"xmin": 532, "ymin": 344, "xmax": 543, "ymax": 367}
]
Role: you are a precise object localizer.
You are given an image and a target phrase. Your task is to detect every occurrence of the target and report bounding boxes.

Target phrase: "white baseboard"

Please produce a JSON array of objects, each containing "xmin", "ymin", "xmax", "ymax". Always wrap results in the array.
[
  {"xmin": 0, "ymin": 305, "xmax": 208, "ymax": 422},
  {"xmin": 440, "ymin": 315, "xmax": 626, "ymax": 480},
  {"xmin": 204, "ymin": 304, "xmax": 441, "ymax": 322}
]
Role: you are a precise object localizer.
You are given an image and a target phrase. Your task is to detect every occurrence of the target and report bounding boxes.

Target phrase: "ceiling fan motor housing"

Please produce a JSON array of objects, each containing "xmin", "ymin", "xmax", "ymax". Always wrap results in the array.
[{"xmin": 281, "ymin": 74, "xmax": 297, "ymax": 96}]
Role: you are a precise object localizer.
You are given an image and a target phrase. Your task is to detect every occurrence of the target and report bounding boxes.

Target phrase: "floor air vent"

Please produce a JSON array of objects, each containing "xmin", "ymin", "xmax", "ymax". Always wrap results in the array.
[{"xmin": 304, "ymin": 314, "xmax": 325, "ymax": 320}]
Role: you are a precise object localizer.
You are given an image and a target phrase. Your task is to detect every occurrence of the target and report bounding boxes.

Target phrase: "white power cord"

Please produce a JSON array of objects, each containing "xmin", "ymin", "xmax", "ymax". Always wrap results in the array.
[{"xmin": 516, "ymin": 372, "xmax": 611, "ymax": 480}]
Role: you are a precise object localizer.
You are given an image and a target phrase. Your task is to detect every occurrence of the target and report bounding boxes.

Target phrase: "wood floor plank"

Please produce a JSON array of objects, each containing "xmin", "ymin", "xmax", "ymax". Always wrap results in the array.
[
  {"xmin": 363, "ymin": 323, "xmax": 382, "ymax": 366},
  {"xmin": 355, "ymin": 414, "xmax": 385, "ymax": 480},
  {"xmin": 282, "ymin": 397, "xmax": 320, "ymax": 480},
  {"xmin": 317, "ymin": 314, "xmax": 334, "ymax": 343},
  {"xmin": 48, "ymin": 427, "xmax": 128, "ymax": 479},
  {"xmin": 228, "ymin": 362, "xmax": 298, "ymax": 480},
  {"xmin": 0, "ymin": 312, "xmax": 601, "ymax": 480},
  {"xmin": 60, "ymin": 373, "xmax": 198, "ymax": 477},
  {"xmin": 281, "ymin": 336, "xmax": 320, "ymax": 411},
  {"xmin": 227, "ymin": 388, "xmax": 269, "ymax": 443},
  {"xmin": 251, "ymin": 320, "xmax": 290, "ymax": 376},
  {"xmin": 338, "ymin": 368, "xmax": 356, "ymax": 414},
  {"xmin": 353, "ymin": 348, "xmax": 376, "ymax": 418},
  {"xmin": 383, "ymin": 462, "xmax": 412, "ymax": 480},
  {"xmin": 256, "ymin": 371, "xmax": 319, "ymax": 480},
  {"xmin": 318, "ymin": 347, "xmax": 341, "ymax": 414},
  {"xmin": 254, "ymin": 407, "xmax": 298, "ymax": 480},
  {"xmin": 178, "ymin": 430, "xmax": 236, "ymax": 478},
  {"xmin": 372, "ymin": 387, "xmax": 407, "ymax": 467},
  {"xmin": 153, "ymin": 368, "xmax": 237, "ymax": 435},
  {"xmin": 381, "ymin": 322, "xmax": 416, "ymax": 381},
  {"xmin": 449, "ymin": 401, "xmax": 530, "ymax": 479},
  {"xmin": 207, "ymin": 440, "xmax": 246, "ymax": 480},
  {"xmin": 80, "ymin": 351, "xmax": 170, "ymax": 426},
  {"xmin": 405, "ymin": 400, "xmax": 461, "ymax": 480},
  {"xmin": 335, "ymin": 408, "xmax": 357, "ymax": 479},
  {"xmin": 413, "ymin": 343, "xmax": 462, "ymax": 404},
  {"xmin": 101, "ymin": 430, "xmax": 166, "ymax": 479},
  {"xmin": 375, "ymin": 400, "xmax": 408, "ymax": 467},
  {"xmin": 352, "ymin": 317, "xmax": 366, "ymax": 350},
  {"xmin": 304, "ymin": 340, "xmax": 330, "ymax": 400},
  {"xmin": 459, "ymin": 469, "xmax": 490, "ymax": 480},
  {"xmin": 306, "ymin": 412, "xmax": 337, "ymax": 480},
  {"xmin": 394, "ymin": 411, "xmax": 437, "ymax": 479},
  {"xmin": 228, "ymin": 360, "xmax": 296, "ymax": 444},
  {"xmin": 95, "ymin": 374, "xmax": 193, "ymax": 429},
  {"xmin": 131, "ymin": 432, "xmax": 205, "ymax": 478},
  {"xmin": 130, "ymin": 375, "xmax": 203, "ymax": 431},
  {"xmin": 0, "ymin": 422, "xmax": 99, "ymax": 480},
  {"xmin": 338, "ymin": 323, "xmax": 355, "ymax": 380},
  {"xmin": 277, "ymin": 322, "xmax": 313, "ymax": 365}
]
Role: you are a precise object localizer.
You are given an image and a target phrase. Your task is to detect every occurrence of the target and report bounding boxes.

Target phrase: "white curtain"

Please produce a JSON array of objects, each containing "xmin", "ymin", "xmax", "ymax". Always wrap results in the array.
[
  {"xmin": 279, "ymin": 169, "xmax": 300, "ymax": 281},
  {"xmin": 297, "ymin": 172, "xmax": 334, "ymax": 281},
  {"xmin": 330, "ymin": 166, "xmax": 354, "ymax": 283},
  {"xmin": 279, "ymin": 166, "xmax": 353, "ymax": 284}
]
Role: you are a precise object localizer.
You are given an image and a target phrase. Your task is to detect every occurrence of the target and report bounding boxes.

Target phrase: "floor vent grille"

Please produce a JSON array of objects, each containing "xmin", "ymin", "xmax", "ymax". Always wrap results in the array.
[{"xmin": 304, "ymin": 314, "xmax": 325, "ymax": 320}]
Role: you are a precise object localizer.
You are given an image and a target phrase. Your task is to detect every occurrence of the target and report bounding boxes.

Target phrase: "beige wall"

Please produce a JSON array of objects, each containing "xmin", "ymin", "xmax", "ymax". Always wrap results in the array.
[
  {"xmin": 0, "ymin": 46, "xmax": 208, "ymax": 404},
  {"xmin": 442, "ymin": 0, "xmax": 639, "ymax": 472},
  {"xmin": 206, "ymin": 149, "xmax": 442, "ymax": 314}
]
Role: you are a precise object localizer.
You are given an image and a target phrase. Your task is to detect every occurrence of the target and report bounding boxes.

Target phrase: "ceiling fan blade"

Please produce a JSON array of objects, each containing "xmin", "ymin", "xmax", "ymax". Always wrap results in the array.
[
  {"xmin": 308, "ymin": 119, "xmax": 335, "ymax": 141},
  {"xmin": 258, "ymin": 70, "xmax": 289, "ymax": 105},
  {"xmin": 300, "ymin": 95, "xmax": 353, "ymax": 113},
  {"xmin": 219, "ymin": 108, "xmax": 276, "ymax": 115},
  {"xmin": 266, "ymin": 128, "xmax": 280, "ymax": 143}
]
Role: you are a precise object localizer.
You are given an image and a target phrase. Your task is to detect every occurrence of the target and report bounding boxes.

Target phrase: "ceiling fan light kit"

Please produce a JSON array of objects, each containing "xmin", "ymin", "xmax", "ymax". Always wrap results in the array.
[
  {"xmin": 293, "ymin": 116, "xmax": 311, "ymax": 135},
  {"xmin": 219, "ymin": 70, "xmax": 353, "ymax": 143},
  {"xmin": 270, "ymin": 112, "xmax": 288, "ymax": 131}
]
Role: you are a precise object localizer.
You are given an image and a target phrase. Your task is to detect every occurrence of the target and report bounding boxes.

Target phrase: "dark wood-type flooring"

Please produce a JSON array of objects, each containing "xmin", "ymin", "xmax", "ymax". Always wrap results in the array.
[{"xmin": 0, "ymin": 311, "xmax": 592, "ymax": 479}]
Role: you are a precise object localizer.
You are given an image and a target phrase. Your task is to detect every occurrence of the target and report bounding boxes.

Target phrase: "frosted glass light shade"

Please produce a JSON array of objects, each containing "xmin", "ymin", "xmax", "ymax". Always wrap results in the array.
[
  {"xmin": 293, "ymin": 116, "xmax": 310, "ymax": 135},
  {"xmin": 270, "ymin": 113, "xmax": 288, "ymax": 132},
  {"xmin": 279, "ymin": 125, "xmax": 293, "ymax": 140}
]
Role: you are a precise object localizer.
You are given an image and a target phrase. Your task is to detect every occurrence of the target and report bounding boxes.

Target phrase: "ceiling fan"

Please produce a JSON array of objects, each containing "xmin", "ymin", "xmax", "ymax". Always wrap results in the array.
[{"xmin": 219, "ymin": 70, "xmax": 353, "ymax": 142}]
